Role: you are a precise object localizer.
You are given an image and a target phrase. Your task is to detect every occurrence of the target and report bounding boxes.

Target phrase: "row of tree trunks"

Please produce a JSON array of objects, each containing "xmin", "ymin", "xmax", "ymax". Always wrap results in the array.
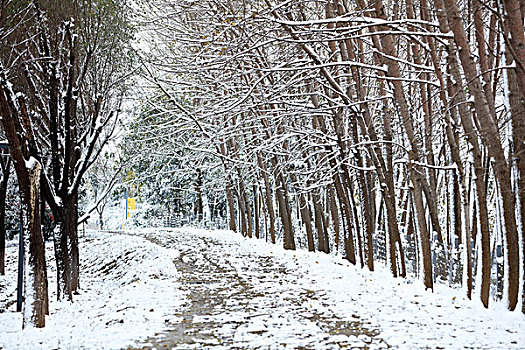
[
  {"xmin": 439, "ymin": 0, "xmax": 520, "ymax": 311},
  {"xmin": 308, "ymin": 92, "xmax": 359, "ymax": 263},
  {"xmin": 161, "ymin": 0, "xmax": 522, "ymax": 315},
  {"xmin": 327, "ymin": 0, "xmax": 377, "ymax": 271},
  {"xmin": 420, "ymin": 0, "xmax": 490, "ymax": 305},
  {"xmin": 336, "ymin": 0, "xmax": 377, "ymax": 271},
  {"xmin": 1, "ymin": 0, "xmax": 132, "ymax": 328},
  {"xmin": 317, "ymin": 1, "xmax": 402, "ymax": 273},
  {"xmin": 367, "ymin": 0, "xmax": 432, "ymax": 288}
]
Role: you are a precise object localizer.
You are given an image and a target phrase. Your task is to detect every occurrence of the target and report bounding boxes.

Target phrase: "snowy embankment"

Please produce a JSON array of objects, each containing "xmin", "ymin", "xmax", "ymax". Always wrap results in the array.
[{"xmin": 0, "ymin": 231, "xmax": 181, "ymax": 350}]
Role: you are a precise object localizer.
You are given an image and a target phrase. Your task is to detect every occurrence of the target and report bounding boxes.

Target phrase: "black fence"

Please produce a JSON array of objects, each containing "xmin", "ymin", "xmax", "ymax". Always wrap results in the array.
[
  {"xmin": 372, "ymin": 229, "xmax": 504, "ymax": 298},
  {"xmin": 160, "ymin": 214, "xmax": 228, "ymax": 230}
]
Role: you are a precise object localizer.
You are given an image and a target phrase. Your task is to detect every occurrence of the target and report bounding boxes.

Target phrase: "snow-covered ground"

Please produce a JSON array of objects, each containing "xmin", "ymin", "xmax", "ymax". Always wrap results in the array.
[
  {"xmin": 1, "ymin": 227, "xmax": 524, "ymax": 349},
  {"xmin": 0, "ymin": 230, "xmax": 182, "ymax": 349}
]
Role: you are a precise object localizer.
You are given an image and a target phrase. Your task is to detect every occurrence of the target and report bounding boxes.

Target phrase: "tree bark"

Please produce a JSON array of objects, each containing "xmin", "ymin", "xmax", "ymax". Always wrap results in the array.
[
  {"xmin": 242, "ymin": 180, "xmax": 253, "ymax": 239},
  {"xmin": 22, "ymin": 161, "xmax": 47, "ymax": 328},
  {"xmin": 66, "ymin": 191, "xmax": 79, "ymax": 293},
  {"xmin": 53, "ymin": 210, "xmax": 71, "ymax": 301},
  {"xmin": 98, "ymin": 209, "xmax": 104, "ymax": 230},
  {"xmin": 273, "ymin": 165, "xmax": 295, "ymax": 250},
  {"xmin": 312, "ymin": 190, "xmax": 329, "ymax": 253},
  {"xmin": 328, "ymin": 185, "xmax": 340, "ymax": 251},
  {"xmin": 194, "ymin": 169, "xmax": 204, "ymax": 220},
  {"xmin": 506, "ymin": 42, "xmax": 525, "ymax": 314},
  {"xmin": 237, "ymin": 186, "xmax": 247, "ymax": 237},
  {"xmin": 501, "ymin": 0, "xmax": 525, "ymax": 101},
  {"xmin": 225, "ymin": 181, "xmax": 237, "ymax": 232},
  {"xmin": 253, "ymin": 184, "xmax": 260, "ymax": 239}
]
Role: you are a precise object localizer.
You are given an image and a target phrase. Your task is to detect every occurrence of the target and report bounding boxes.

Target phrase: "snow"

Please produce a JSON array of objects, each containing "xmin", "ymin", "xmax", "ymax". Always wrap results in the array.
[
  {"xmin": 53, "ymin": 196, "xmax": 62, "ymax": 207},
  {"xmin": 174, "ymin": 228, "xmax": 525, "ymax": 348},
  {"xmin": 0, "ymin": 230, "xmax": 182, "ymax": 349},
  {"xmin": 1, "ymin": 227, "xmax": 524, "ymax": 349},
  {"xmin": 24, "ymin": 157, "xmax": 37, "ymax": 171}
]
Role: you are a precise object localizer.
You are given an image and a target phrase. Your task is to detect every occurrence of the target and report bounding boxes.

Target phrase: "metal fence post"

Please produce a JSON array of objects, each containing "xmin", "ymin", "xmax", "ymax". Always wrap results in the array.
[{"xmin": 16, "ymin": 219, "xmax": 24, "ymax": 312}]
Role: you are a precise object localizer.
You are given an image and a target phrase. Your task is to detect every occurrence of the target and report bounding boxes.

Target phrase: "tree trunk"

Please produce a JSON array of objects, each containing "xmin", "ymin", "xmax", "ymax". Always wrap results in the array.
[
  {"xmin": 66, "ymin": 191, "xmax": 79, "ymax": 293},
  {"xmin": 225, "ymin": 181, "xmax": 237, "ymax": 232},
  {"xmin": 242, "ymin": 181, "xmax": 253, "ymax": 239},
  {"xmin": 313, "ymin": 191, "xmax": 329, "ymax": 253},
  {"xmin": 328, "ymin": 185, "xmax": 340, "ymax": 251},
  {"xmin": 452, "ymin": 171, "xmax": 462, "ymax": 246},
  {"xmin": 507, "ymin": 44, "xmax": 525, "ymax": 314},
  {"xmin": 501, "ymin": 0, "xmax": 525, "ymax": 101},
  {"xmin": 237, "ymin": 188, "xmax": 247, "ymax": 237},
  {"xmin": 410, "ymin": 176, "xmax": 433, "ymax": 290},
  {"xmin": 253, "ymin": 184, "xmax": 260, "ymax": 239},
  {"xmin": 333, "ymin": 173, "xmax": 356, "ymax": 264},
  {"xmin": 53, "ymin": 205, "xmax": 72, "ymax": 300},
  {"xmin": 300, "ymin": 192, "xmax": 315, "ymax": 252},
  {"xmin": 22, "ymin": 161, "xmax": 48, "ymax": 328},
  {"xmin": 194, "ymin": 169, "xmax": 204, "ymax": 221},
  {"xmin": 274, "ymin": 169, "xmax": 295, "ymax": 250},
  {"xmin": 256, "ymin": 152, "xmax": 276, "ymax": 243},
  {"xmin": 97, "ymin": 208, "xmax": 104, "ymax": 230},
  {"xmin": 0, "ymin": 86, "xmax": 49, "ymax": 326}
]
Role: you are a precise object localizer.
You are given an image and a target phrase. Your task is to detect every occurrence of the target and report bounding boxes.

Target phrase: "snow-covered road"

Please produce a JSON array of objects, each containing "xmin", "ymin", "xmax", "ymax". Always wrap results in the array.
[{"xmin": 1, "ymin": 228, "xmax": 524, "ymax": 349}]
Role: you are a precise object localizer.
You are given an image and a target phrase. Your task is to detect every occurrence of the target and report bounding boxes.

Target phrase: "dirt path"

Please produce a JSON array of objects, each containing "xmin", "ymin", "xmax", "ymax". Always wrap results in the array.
[{"xmin": 130, "ymin": 229, "xmax": 387, "ymax": 349}]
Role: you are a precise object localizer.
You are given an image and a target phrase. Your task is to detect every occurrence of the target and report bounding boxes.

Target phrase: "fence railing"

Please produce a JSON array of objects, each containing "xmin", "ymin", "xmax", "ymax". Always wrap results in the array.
[
  {"xmin": 372, "ymin": 229, "xmax": 504, "ymax": 298},
  {"xmin": 160, "ymin": 214, "xmax": 228, "ymax": 230}
]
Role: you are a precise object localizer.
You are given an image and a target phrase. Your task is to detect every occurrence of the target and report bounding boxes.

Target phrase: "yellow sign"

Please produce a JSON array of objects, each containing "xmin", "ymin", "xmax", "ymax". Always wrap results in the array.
[{"xmin": 127, "ymin": 198, "xmax": 136, "ymax": 217}]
